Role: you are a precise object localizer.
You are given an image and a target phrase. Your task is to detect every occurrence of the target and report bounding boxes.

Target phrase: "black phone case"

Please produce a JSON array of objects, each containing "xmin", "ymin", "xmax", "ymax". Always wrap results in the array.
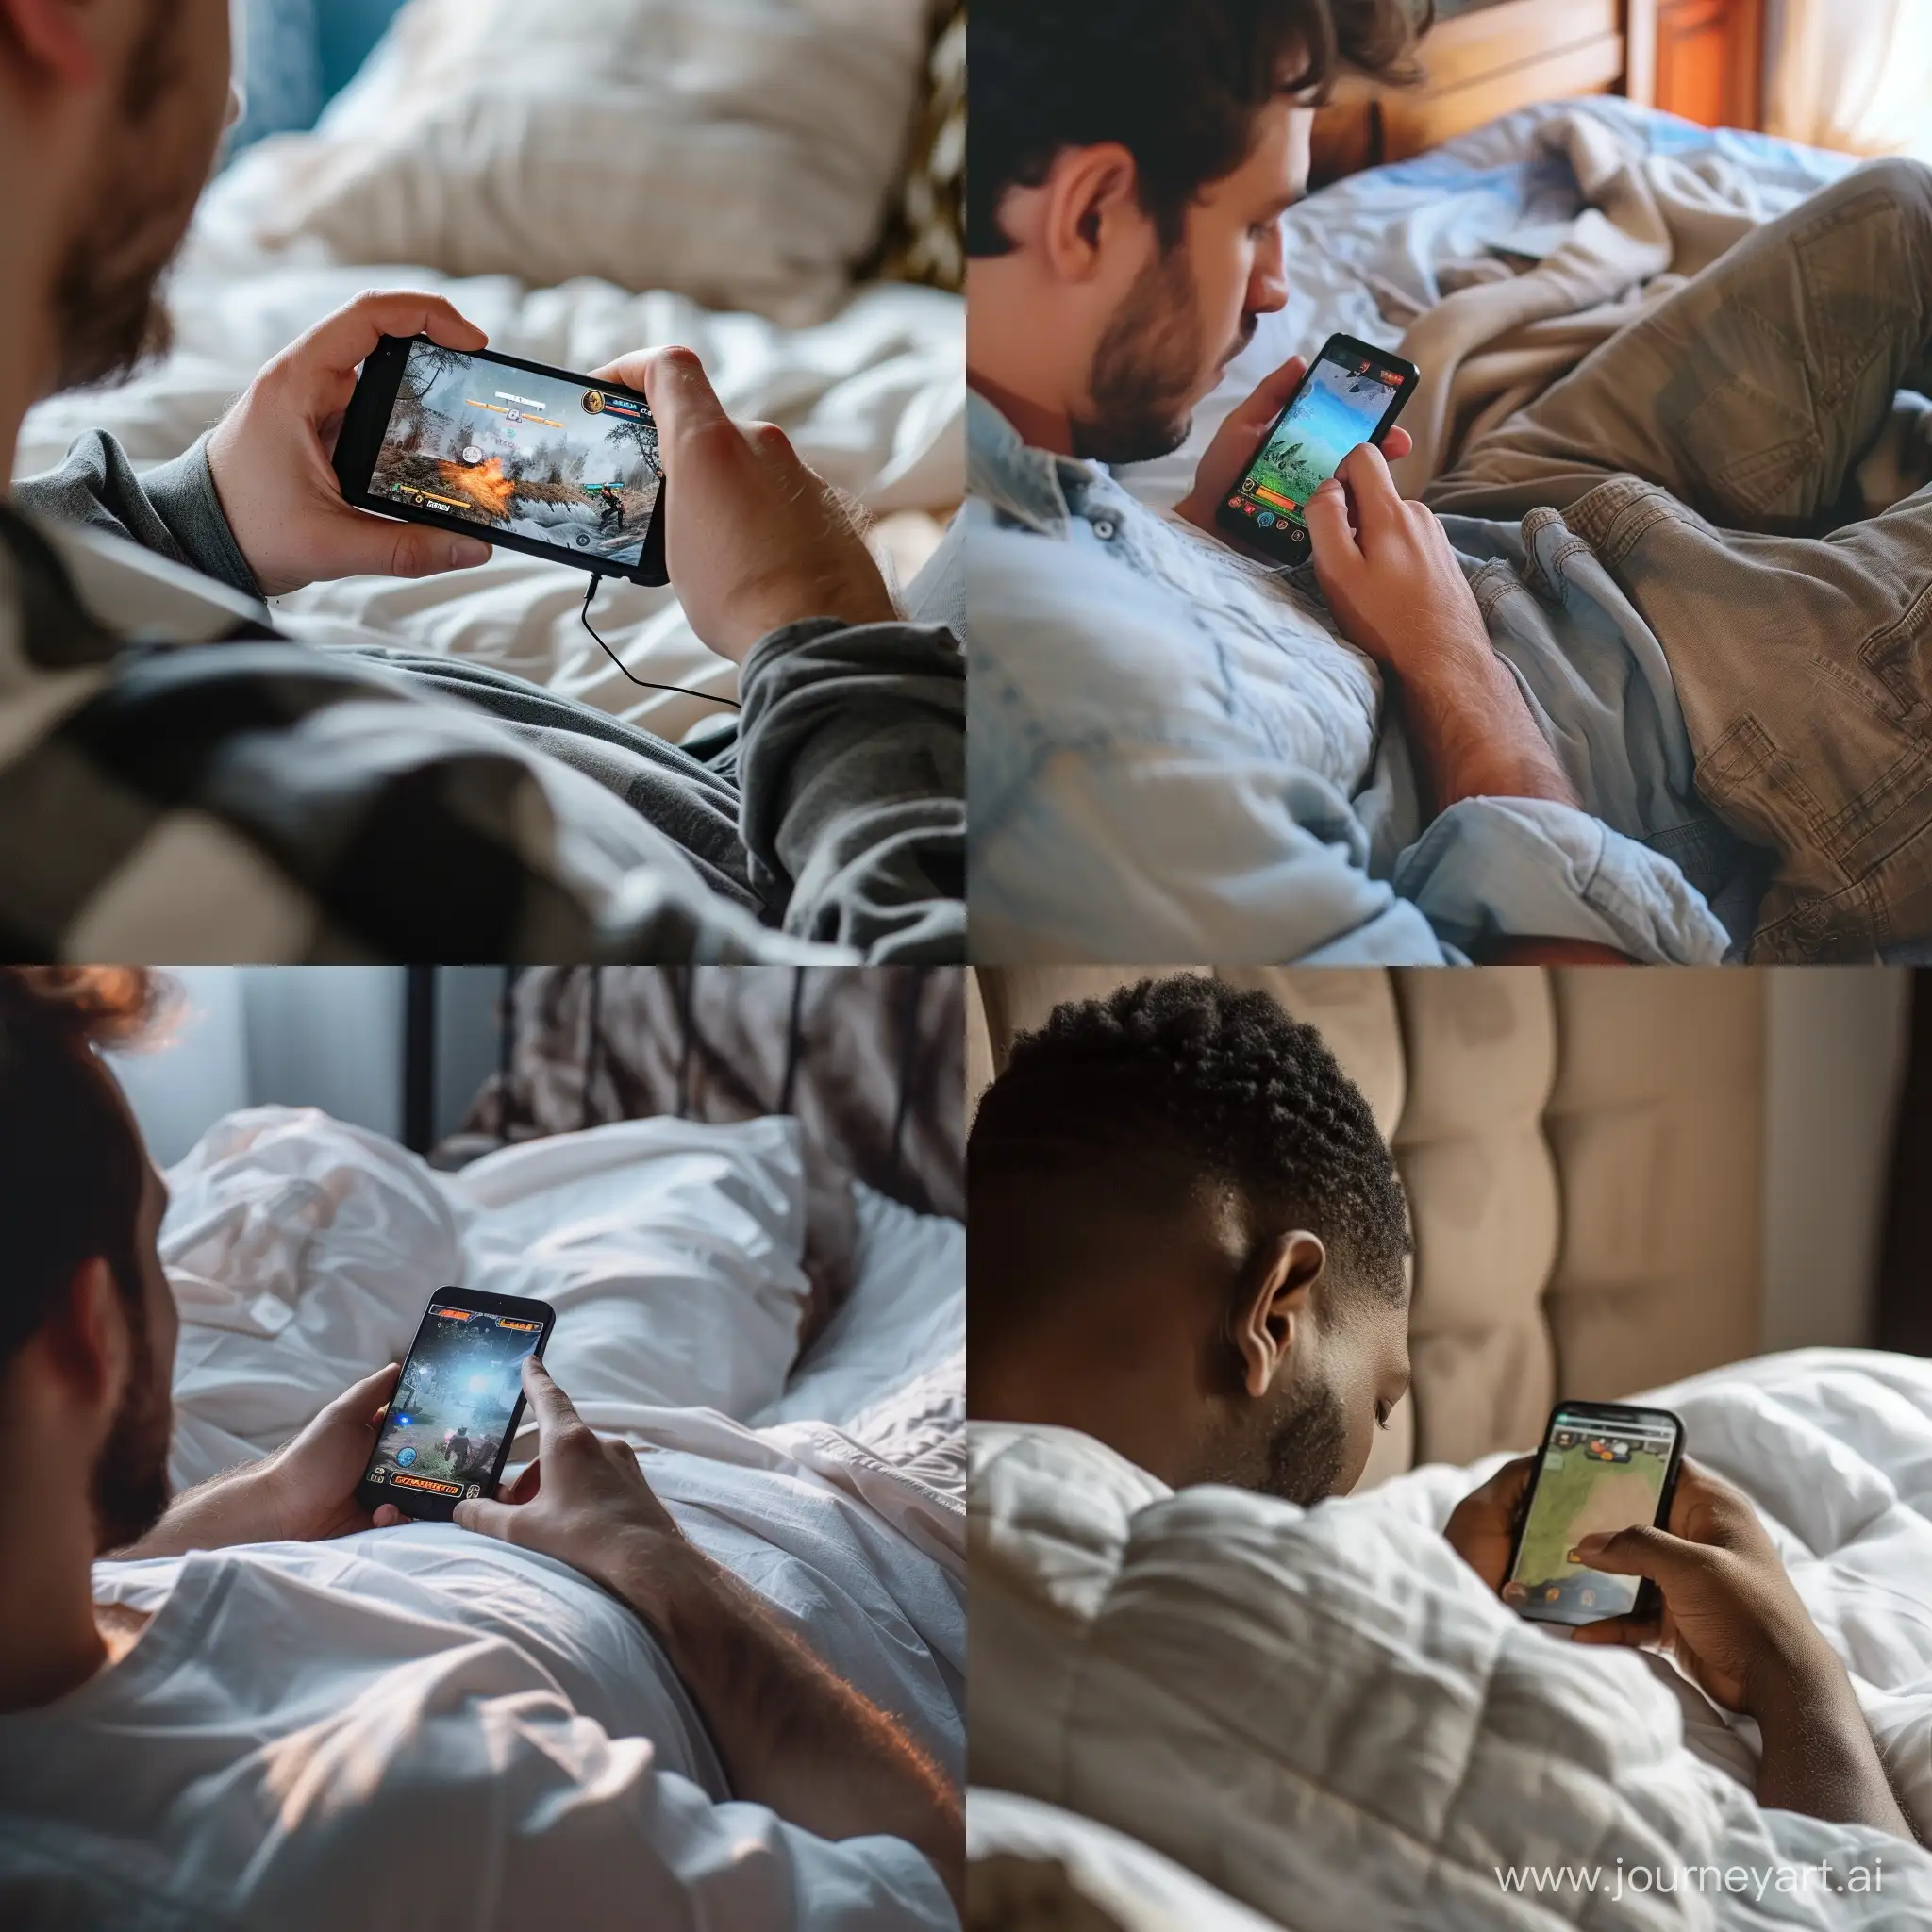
[
  {"xmin": 1504, "ymin": 1400, "xmax": 1686, "ymax": 1627},
  {"xmin": 332, "ymin": 336, "xmax": 670, "ymax": 588},
  {"xmin": 1214, "ymin": 331, "xmax": 1420, "ymax": 567},
  {"xmin": 355, "ymin": 1288, "xmax": 554, "ymax": 1524}
]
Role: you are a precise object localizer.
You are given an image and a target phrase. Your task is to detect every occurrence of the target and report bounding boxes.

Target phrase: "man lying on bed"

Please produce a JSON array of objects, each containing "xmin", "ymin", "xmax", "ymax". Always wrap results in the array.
[
  {"xmin": 968, "ymin": 974, "xmax": 1917, "ymax": 1844},
  {"xmin": 0, "ymin": 969, "xmax": 962, "ymax": 1927},
  {"xmin": 968, "ymin": 0, "xmax": 1932, "ymax": 965},
  {"xmin": 0, "ymin": 0, "xmax": 961, "ymax": 962}
]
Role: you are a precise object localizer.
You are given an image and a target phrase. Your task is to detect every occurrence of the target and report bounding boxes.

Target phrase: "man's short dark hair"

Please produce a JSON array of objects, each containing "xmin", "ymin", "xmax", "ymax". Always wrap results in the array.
[
  {"xmin": 0, "ymin": 969, "xmax": 166, "ymax": 1373},
  {"xmin": 970, "ymin": 976, "xmax": 1411, "ymax": 1311},
  {"xmin": 970, "ymin": 0, "xmax": 1432, "ymax": 255}
]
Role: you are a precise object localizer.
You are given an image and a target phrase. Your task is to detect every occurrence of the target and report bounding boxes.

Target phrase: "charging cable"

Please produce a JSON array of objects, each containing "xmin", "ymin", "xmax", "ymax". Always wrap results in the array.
[{"xmin": 579, "ymin": 572, "xmax": 741, "ymax": 709}]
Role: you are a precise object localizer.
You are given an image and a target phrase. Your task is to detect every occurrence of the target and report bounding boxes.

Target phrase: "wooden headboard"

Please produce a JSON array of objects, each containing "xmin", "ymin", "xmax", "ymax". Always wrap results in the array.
[{"xmin": 1310, "ymin": 0, "xmax": 1765, "ymax": 186}]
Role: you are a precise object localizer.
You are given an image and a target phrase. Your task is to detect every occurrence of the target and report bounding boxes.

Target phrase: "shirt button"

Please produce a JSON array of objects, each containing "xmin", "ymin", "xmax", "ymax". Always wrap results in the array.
[{"xmin": 1091, "ymin": 518, "xmax": 1116, "ymax": 541}]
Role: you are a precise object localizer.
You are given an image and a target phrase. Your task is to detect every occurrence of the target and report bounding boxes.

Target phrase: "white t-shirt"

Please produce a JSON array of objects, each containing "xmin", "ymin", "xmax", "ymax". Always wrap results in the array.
[{"xmin": 0, "ymin": 1462, "xmax": 960, "ymax": 1931}]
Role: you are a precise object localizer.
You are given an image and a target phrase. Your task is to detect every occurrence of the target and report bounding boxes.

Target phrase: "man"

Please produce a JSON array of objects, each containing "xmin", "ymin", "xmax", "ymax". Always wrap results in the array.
[
  {"xmin": 0, "ymin": 968, "xmax": 961, "ymax": 1924},
  {"xmin": 966, "ymin": 0, "xmax": 1932, "ymax": 964},
  {"xmin": 968, "ymin": 974, "xmax": 1914, "ymax": 1839},
  {"xmin": 0, "ymin": 0, "xmax": 962, "ymax": 961}
]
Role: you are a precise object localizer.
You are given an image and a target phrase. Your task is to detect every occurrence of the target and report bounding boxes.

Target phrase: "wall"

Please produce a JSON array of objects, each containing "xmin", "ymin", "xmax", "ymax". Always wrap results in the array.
[
  {"xmin": 1761, "ymin": 967, "xmax": 1912, "ymax": 1352},
  {"xmin": 111, "ymin": 969, "xmax": 511, "ymax": 1168},
  {"xmin": 112, "ymin": 969, "xmax": 404, "ymax": 1166}
]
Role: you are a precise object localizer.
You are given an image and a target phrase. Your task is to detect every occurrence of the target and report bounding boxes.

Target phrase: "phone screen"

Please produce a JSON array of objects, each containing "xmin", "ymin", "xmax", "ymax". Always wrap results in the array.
[
  {"xmin": 1230, "ymin": 348, "xmax": 1411, "ymax": 535},
  {"xmin": 368, "ymin": 341, "xmax": 661, "ymax": 569},
  {"xmin": 363, "ymin": 1299, "xmax": 546, "ymax": 1507},
  {"xmin": 1505, "ymin": 1406, "xmax": 1681, "ymax": 1625}
]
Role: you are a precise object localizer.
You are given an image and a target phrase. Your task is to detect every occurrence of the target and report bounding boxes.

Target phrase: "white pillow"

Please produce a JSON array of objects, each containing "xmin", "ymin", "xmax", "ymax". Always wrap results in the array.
[
  {"xmin": 161, "ymin": 1108, "xmax": 814, "ymax": 1486},
  {"xmin": 213, "ymin": 0, "xmax": 935, "ymax": 322}
]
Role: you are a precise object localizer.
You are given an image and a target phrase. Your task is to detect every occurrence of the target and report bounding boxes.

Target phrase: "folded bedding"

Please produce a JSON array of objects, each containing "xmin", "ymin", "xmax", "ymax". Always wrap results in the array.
[{"xmin": 969, "ymin": 1351, "xmax": 1932, "ymax": 1929}]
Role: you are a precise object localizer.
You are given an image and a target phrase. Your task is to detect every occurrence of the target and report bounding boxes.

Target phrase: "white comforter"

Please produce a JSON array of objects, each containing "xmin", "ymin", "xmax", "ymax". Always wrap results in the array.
[
  {"xmin": 18, "ymin": 172, "xmax": 963, "ymax": 743},
  {"xmin": 970, "ymin": 1351, "xmax": 1932, "ymax": 1928}
]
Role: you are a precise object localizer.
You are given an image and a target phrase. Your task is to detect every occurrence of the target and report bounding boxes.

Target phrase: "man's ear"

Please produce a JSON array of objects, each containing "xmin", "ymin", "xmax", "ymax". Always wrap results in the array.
[
  {"xmin": 1232, "ymin": 1230, "xmax": 1325, "ymax": 1399},
  {"xmin": 0, "ymin": 0, "xmax": 106, "ymax": 89},
  {"xmin": 1038, "ymin": 142, "xmax": 1148, "ymax": 283},
  {"xmin": 37, "ymin": 1257, "xmax": 133, "ymax": 1422}
]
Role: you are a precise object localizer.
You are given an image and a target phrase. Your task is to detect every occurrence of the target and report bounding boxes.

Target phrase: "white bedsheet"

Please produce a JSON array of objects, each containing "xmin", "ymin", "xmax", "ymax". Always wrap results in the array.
[
  {"xmin": 160, "ymin": 1108, "xmax": 964, "ymax": 1511},
  {"xmin": 18, "ymin": 189, "xmax": 963, "ymax": 742},
  {"xmin": 970, "ymin": 1351, "xmax": 1932, "ymax": 1929}
]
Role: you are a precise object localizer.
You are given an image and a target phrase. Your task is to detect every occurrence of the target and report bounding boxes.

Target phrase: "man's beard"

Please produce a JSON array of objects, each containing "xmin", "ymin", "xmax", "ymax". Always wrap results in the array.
[
  {"xmin": 1072, "ymin": 244, "xmax": 1255, "ymax": 468},
  {"xmin": 91, "ymin": 1296, "xmax": 173, "ymax": 1553},
  {"xmin": 1259, "ymin": 1376, "xmax": 1349, "ymax": 1507},
  {"xmin": 50, "ymin": 211, "xmax": 178, "ymax": 394},
  {"xmin": 1195, "ymin": 1369, "xmax": 1351, "ymax": 1507},
  {"xmin": 48, "ymin": 0, "xmax": 197, "ymax": 392}
]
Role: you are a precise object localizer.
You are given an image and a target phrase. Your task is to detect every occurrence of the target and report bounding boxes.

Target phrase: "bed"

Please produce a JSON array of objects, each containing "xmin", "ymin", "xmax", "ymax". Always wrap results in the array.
[
  {"xmin": 159, "ymin": 1106, "xmax": 966, "ymax": 1520},
  {"xmin": 20, "ymin": 0, "xmax": 964, "ymax": 747},
  {"xmin": 971, "ymin": 1352, "xmax": 1932, "ymax": 1930}
]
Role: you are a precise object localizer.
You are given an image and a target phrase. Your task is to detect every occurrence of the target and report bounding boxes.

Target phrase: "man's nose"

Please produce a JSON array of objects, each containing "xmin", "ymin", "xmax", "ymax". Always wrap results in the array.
[{"xmin": 1250, "ymin": 241, "xmax": 1291, "ymax": 318}]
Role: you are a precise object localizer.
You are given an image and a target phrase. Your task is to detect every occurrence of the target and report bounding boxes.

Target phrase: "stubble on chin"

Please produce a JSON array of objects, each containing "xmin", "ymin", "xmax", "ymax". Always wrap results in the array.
[
  {"xmin": 47, "ymin": 0, "xmax": 207, "ymax": 396},
  {"xmin": 1072, "ymin": 244, "xmax": 1208, "ymax": 469},
  {"xmin": 91, "ymin": 1327, "xmax": 174, "ymax": 1556}
]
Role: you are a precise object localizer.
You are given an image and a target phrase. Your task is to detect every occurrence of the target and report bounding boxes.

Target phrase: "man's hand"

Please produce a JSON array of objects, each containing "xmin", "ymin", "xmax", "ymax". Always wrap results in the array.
[
  {"xmin": 1442, "ymin": 1454, "xmax": 1536, "ymax": 1592},
  {"xmin": 255, "ymin": 1361, "xmax": 408, "ymax": 1541},
  {"xmin": 458, "ymin": 1357, "xmax": 964, "ymax": 1907},
  {"xmin": 1569, "ymin": 1457, "xmax": 1830, "ymax": 1715},
  {"xmin": 1301, "ymin": 441, "xmax": 1580, "ymax": 817},
  {"xmin": 455, "ymin": 1355, "xmax": 685, "ymax": 1605},
  {"xmin": 113, "ymin": 1362, "xmax": 405, "ymax": 1558},
  {"xmin": 1571, "ymin": 1458, "xmax": 1916, "ymax": 1841},
  {"xmin": 1173, "ymin": 356, "xmax": 1413, "ymax": 538},
  {"xmin": 588, "ymin": 346, "xmax": 899, "ymax": 663},
  {"xmin": 208, "ymin": 291, "xmax": 496, "ymax": 598}
]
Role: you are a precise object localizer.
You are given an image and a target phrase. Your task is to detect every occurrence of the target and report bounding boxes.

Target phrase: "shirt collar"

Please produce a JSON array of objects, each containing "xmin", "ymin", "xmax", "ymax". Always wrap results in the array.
[{"xmin": 967, "ymin": 389, "xmax": 1102, "ymax": 537}]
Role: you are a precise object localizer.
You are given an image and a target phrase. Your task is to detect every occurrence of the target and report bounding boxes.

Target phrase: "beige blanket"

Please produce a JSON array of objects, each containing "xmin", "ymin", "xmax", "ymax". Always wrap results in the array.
[
  {"xmin": 1390, "ymin": 115, "xmax": 1932, "ymax": 514},
  {"xmin": 1386, "ymin": 111, "xmax": 1782, "ymax": 497}
]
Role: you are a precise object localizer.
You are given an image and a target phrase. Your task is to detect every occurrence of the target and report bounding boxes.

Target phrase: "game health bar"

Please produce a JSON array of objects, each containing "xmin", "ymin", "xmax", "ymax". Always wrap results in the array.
[
  {"xmin": 435, "ymin": 1307, "xmax": 474, "ymax": 1321},
  {"xmin": 465, "ymin": 398, "xmax": 564, "ymax": 428},
  {"xmin": 498, "ymin": 1318, "xmax": 541, "ymax": 1332},
  {"xmin": 391, "ymin": 1473, "xmax": 462, "ymax": 1497},
  {"xmin": 1252, "ymin": 484, "xmax": 1298, "ymax": 513},
  {"xmin": 596, "ymin": 393, "xmax": 649, "ymax": 423}
]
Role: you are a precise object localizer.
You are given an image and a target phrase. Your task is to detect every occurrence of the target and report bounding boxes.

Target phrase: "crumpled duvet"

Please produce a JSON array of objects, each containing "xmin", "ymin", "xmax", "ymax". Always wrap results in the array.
[{"xmin": 969, "ymin": 1351, "xmax": 1932, "ymax": 1928}]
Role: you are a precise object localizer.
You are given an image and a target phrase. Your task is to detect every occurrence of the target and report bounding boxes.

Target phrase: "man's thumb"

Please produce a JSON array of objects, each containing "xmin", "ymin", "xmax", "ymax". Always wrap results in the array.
[
  {"xmin": 453, "ymin": 1496, "xmax": 515, "ymax": 1540},
  {"xmin": 388, "ymin": 527, "xmax": 493, "ymax": 580},
  {"xmin": 1574, "ymin": 1523, "xmax": 1678, "ymax": 1578}
]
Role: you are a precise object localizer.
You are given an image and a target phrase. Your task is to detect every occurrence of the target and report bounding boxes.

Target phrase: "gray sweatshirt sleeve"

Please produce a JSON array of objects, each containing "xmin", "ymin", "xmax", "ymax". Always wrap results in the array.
[
  {"xmin": 737, "ymin": 617, "xmax": 966, "ymax": 962},
  {"xmin": 14, "ymin": 430, "xmax": 264, "ymax": 599}
]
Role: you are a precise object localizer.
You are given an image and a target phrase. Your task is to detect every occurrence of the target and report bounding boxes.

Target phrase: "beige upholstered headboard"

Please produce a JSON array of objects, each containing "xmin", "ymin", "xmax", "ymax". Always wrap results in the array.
[{"xmin": 969, "ymin": 968, "xmax": 1767, "ymax": 1483}]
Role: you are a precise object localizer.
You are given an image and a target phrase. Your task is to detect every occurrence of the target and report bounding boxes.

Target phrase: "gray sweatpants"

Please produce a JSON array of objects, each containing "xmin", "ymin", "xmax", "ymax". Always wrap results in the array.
[{"xmin": 1430, "ymin": 158, "xmax": 1932, "ymax": 962}]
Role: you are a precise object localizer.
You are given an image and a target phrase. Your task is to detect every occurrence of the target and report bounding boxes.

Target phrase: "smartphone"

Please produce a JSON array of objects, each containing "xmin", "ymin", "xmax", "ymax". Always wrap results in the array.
[
  {"xmin": 1502, "ymin": 1401, "xmax": 1685, "ymax": 1627},
  {"xmin": 333, "ymin": 336, "xmax": 670, "ymax": 587},
  {"xmin": 356, "ymin": 1288, "xmax": 556, "ymax": 1523},
  {"xmin": 1215, "ymin": 332, "xmax": 1420, "ymax": 566}
]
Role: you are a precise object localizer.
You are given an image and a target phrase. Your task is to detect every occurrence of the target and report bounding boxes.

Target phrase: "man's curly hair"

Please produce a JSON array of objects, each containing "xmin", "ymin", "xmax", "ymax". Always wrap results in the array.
[{"xmin": 971, "ymin": 975, "xmax": 1410, "ymax": 1297}]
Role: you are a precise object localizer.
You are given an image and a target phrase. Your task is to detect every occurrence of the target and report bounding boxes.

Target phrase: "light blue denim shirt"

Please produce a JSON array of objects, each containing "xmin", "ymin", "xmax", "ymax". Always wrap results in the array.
[{"xmin": 964, "ymin": 391, "xmax": 1736, "ymax": 964}]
